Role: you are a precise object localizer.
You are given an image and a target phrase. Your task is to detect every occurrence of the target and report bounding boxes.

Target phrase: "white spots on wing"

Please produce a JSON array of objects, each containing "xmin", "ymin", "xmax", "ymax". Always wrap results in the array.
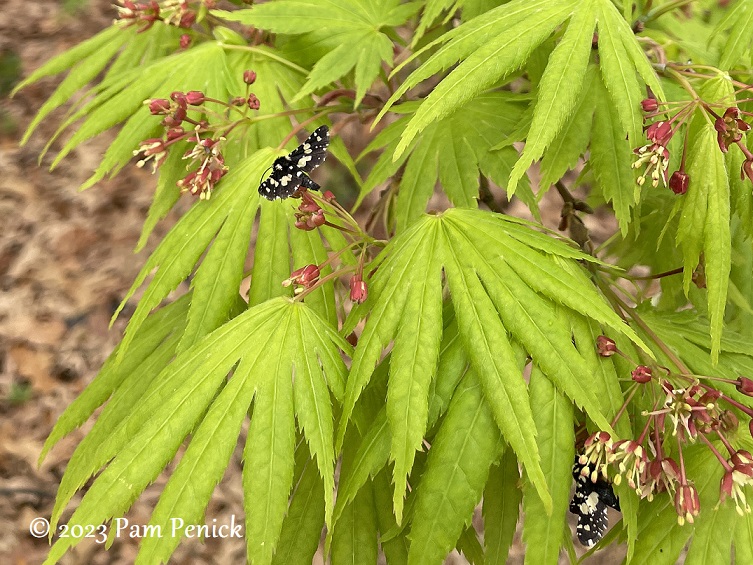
[
  {"xmin": 585, "ymin": 492, "xmax": 600, "ymax": 511},
  {"xmin": 280, "ymin": 174, "xmax": 293, "ymax": 186},
  {"xmin": 275, "ymin": 164, "xmax": 283, "ymax": 170},
  {"xmin": 297, "ymin": 155, "xmax": 312, "ymax": 168}
]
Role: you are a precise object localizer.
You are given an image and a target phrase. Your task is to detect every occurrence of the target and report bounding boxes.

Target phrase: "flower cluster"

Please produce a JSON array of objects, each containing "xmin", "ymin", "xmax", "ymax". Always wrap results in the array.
[
  {"xmin": 636, "ymin": 88, "xmax": 753, "ymax": 194},
  {"xmin": 176, "ymin": 135, "xmax": 228, "ymax": 200},
  {"xmin": 633, "ymin": 116, "xmax": 674, "ymax": 189},
  {"xmin": 582, "ymin": 335, "xmax": 753, "ymax": 523},
  {"xmin": 116, "ymin": 0, "xmax": 211, "ymax": 31},
  {"xmin": 281, "ymin": 190, "xmax": 374, "ymax": 304},
  {"xmin": 133, "ymin": 71, "xmax": 261, "ymax": 200}
]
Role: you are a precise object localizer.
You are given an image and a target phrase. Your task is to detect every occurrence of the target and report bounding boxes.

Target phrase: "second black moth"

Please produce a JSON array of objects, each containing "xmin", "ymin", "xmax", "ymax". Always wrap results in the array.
[{"xmin": 258, "ymin": 125, "xmax": 330, "ymax": 200}]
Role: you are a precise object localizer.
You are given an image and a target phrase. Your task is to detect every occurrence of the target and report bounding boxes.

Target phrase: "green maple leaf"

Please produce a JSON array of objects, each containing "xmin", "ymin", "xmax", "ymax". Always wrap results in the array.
[
  {"xmin": 337, "ymin": 208, "xmax": 647, "ymax": 523},
  {"xmin": 43, "ymin": 298, "xmax": 349, "ymax": 565},
  {"xmin": 216, "ymin": 0, "xmax": 420, "ymax": 106}
]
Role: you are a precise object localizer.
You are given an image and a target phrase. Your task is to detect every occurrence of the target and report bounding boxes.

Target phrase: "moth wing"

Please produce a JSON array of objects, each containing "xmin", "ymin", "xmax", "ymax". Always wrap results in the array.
[
  {"xmin": 287, "ymin": 125, "xmax": 330, "ymax": 172},
  {"xmin": 258, "ymin": 158, "xmax": 304, "ymax": 200}
]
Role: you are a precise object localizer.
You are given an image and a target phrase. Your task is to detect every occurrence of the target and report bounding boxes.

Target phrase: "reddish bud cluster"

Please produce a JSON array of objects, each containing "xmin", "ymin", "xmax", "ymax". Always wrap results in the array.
[
  {"xmin": 295, "ymin": 195, "xmax": 325, "ymax": 231},
  {"xmin": 116, "ymin": 0, "xmax": 161, "ymax": 32},
  {"xmin": 641, "ymin": 98, "xmax": 659, "ymax": 112},
  {"xmin": 179, "ymin": 34, "xmax": 191, "ymax": 49},
  {"xmin": 247, "ymin": 94, "xmax": 261, "ymax": 110}
]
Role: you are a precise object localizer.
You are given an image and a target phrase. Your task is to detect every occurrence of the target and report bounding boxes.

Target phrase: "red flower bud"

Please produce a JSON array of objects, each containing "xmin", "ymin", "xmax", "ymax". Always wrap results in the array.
[
  {"xmin": 669, "ymin": 170, "xmax": 689, "ymax": 195},
  {"xmin": 741, "ymin": 159, "xmax": 753, "ymax": 184},
  {"xmin": 185, "ymin": 91, "xmax": 205, "ymax": 105},
  {"xmin": 596, "ymin": 335, "xmax": 617, "ymax": 357},
  {"xmin": 148, "ymin": 98, "xmax": 171, "ymax": 114},
  {"xmin": 675, "ymin": 484, "xmax": 700, "ymax": 525},
  {"xmin": 179, "ymin": 34, "xmax": 191, "ymax": 49},
  {"xmin": 243, "ymin": 70, "xmax": 257, "ymax": 85},
  {"xmin": 632, "ymin": 365, "xmax": 653, "ymax": 383},
  {"xmin": 736, "ymin": 376, "xmax": 753, "ymax": 397},
  {"xmin": 170, "ymin": 91, "xmax": 187, "ymax": 104},
  {"xmin": 247, "ymin": 94, "xmax": 260, "ymax": 110},
  {"xmin": 641, "ymin": 98, "xmax": 659, "ymax": 112},
  {"xmin": 166, "ymin": 127, "xmax": 185, "ymax": 142},
  {"xmin": 646, "ymin": 121, "xmax": 673, "ymax": 146},
  {"xmin": 322, "ymin": 190, "xmax": 336, "ymax": 202},
  {"xmin": 350, "ymin": 274, "xmax": 368, "ymax": 304},
  {"xmin": 284, "ymin": 264, "xmax": 320, "ymax": 288},
  {"xmin": 179, "ymin": 10, "xmax": 196, "ymax": 28}
]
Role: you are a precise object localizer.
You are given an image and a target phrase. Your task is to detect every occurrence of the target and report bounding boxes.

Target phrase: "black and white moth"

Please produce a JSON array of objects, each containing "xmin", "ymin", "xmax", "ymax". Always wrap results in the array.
[
  {"xmin": 569, "ymin": 457, "xmax": 620, "ymax": 548},
  {"xmin": 258, "ymin": 125, "xmax": 330, "ymax": 200}
]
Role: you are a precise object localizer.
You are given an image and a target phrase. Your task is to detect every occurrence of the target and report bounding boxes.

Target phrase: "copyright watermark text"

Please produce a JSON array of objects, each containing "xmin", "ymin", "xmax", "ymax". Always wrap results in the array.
[{"xmin": 29, "ymin": 516, "xmax": 243, "ymax": 543}]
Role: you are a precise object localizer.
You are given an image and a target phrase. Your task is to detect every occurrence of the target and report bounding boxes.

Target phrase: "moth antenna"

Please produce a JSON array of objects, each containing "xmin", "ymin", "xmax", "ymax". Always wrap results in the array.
[{"xmin": 258, "ymin": 165, "xmax": 273, "ymax": 186}]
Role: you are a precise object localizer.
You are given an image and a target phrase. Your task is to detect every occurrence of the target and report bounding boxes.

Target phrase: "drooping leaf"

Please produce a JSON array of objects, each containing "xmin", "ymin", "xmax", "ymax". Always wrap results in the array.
[
  {"xmin": 596, "ymin": 0, "xmax": 651, "ymax": 145},
  {"xmin": 386, "ymin": 0, "xmax": 577, "ymax": 159},
  {"xmin": 521, "ymin": 366, "xmax": 574, "ymax": 564},
  {"xmin": 591, "ymin": 72, "xmax": 640, "ymax": 235},
  {"xmin": 507, "ymin": 0, "xmax": 596, "ymax": 194},
  {"xmin": 407, "ymin": 370, "xmax": 504, "ymax": 565},
  {"xmin": 482, "ymin": 448, "xmax": 521, "ymax": 565}
]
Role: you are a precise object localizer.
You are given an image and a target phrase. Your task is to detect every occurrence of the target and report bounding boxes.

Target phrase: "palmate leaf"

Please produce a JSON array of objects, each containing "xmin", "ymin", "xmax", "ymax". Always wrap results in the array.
[
  {"xmin": 384, "ymin": 0, "xmax": 578, "ymax": 159},
  {"xmin": 44, "ymin": 298, "xmax": 348, "ymax": 565},
  {"xmin": 271, "ymin": 441, "xmax": 326, "ymax": 565},
  {"xmin": 359, "ymin": 93, "xmax": 531, "ymax": 230},
  {"xmin": 538, "ymin": 66, "xmax": 597, "ymax": 191},
  {"xmin": 594, "ymin": 0, "xmax": 645, "ymax": 146},
  {"xmin": 507, "ymin": 0, "xmax": 596, "ymax": 194},
  {"xmin": 338, "ymin": 208, "xmax": 646, "ymax": 525},
  {"xmin": 112, "ymin": 148, "xmax": 274, "ymax": 360},
  {"xmin": 216, "ymin": 0, "xmax": 419, "ymax": 106},
  {"xmin": 38, "ymin": 293, "xmax": 189, "ymax": 465},
  {"xmin": 331, "ymin": 322, "xmax": 469, "ymax": 538},
  {"xmin": 716, "ymin": 0, "xmax": 753, "ymax": 69}
]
